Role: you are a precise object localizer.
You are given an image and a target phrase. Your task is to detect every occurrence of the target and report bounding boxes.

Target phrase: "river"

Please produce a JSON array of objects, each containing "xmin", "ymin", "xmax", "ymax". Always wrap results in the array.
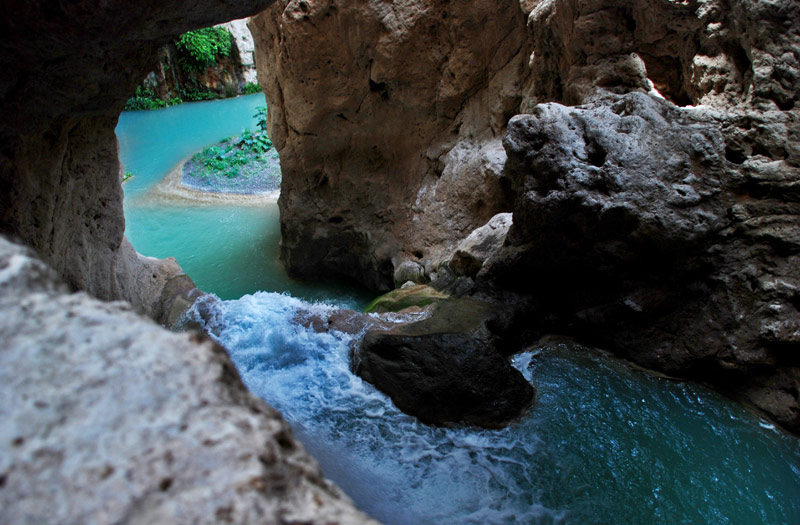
[{"xmin": 118, "ymin": 95, "xmax": 800, "ymax": 524}]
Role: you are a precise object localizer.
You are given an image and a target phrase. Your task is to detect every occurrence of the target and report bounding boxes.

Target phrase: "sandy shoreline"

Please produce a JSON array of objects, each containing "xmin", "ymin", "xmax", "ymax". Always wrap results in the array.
[{"xmin": 146, "ymin": 160, "xmax": 280, "ymax": 206}]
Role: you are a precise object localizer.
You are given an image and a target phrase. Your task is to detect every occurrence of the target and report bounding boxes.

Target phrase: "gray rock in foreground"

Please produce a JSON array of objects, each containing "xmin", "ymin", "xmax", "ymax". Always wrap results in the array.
[{"xmin": 0, "ymin": 236, "xmax": 374, "ymax": 524}]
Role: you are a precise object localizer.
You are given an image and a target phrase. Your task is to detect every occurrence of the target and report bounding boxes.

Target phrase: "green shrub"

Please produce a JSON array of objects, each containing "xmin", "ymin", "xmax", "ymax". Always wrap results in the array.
[
  {"xmin": 243, "ymin": 82, "xmax": 262, "ymax": 94},
  {"xmin": 124, "ymin": 86, "xmax": 182, "ymax": 111},
  {"xmin": 175, "ymin": 27, "xmax": 233, "ymax": 72},
  {"xmin": 180, "ymin": 87, "xmax": 219, "ymax": 102},
  {"xmin": 254, "ymin": 106, "xmax": 268, "ymax": 133}
]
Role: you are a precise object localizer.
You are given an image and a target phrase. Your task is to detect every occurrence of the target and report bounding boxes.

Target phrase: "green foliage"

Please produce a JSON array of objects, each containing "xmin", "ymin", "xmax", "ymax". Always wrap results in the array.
[
  {"xmin": 237, "ymin": 130, "xmax": 272, "ymax": 153},
  {"xmin": 254, "ymin": 106, "xmax": 268, "ymax": 133},
  {"xmin": 243, "ymin": 82, "xmax": 262, "ymax": 94},
  {"xmin": 180, "ymin": 87, "xmax": 219, "ymax": 102},
  {"xmin": 124, "ymin": 86, "xmax": 182, "ymax": 111},
  {"xmin": 122, "ymin": 171, "xmax": 134, "ymax": 183},
  {"xmin": 175, "ymin": 27, "xmax": 232, "ymax": 72},
  {"xmin": 190, "ymin": 110, "xmax": 274, "ymax": 180}
]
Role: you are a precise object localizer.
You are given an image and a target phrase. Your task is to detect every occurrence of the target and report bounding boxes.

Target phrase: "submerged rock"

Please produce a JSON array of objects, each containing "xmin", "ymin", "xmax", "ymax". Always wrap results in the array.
[
  {"xmin": 356, "ymin": 298, "xmax": 534, "ymax": 428},
  {"xmin": 0, "ymin": 236, "xmax": 374, "ymax": 524},
  {"xmin": 364, "ymin": 284, "xmax": 449, "ymax": 314}
]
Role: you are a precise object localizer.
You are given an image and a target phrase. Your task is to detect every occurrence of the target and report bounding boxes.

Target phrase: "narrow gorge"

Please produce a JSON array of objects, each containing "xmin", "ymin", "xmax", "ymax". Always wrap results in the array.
[{"xmin": 1, "ymin": 0, "xmax": 799, "ymax": 523}]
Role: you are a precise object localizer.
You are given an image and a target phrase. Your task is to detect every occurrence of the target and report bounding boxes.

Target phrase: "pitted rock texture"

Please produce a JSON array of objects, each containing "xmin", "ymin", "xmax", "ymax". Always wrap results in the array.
[
  {"xmin": 483, "ymin": 92, "xmax": 800, "ymax": 433},
  {"xmin": 250, "ymin": 0, "xmax": 530, "ymax": 290},
  {"xmin": 0, "ymin": 0, "xmax": 274, "ymax": 316},
  {"xmin": 251, "ymin": 0, "xmax": 799, "ymax": 292},
  {"xmin": 0, "ymin": 236, "xmax": 373, "ymax": 524},
  {"xmin": 525, "ymin": 0, "xmax": 800, "ymax": 109}
]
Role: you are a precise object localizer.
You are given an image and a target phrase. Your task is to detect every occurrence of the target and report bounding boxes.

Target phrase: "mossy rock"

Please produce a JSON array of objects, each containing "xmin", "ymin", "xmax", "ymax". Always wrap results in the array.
[{"xmin": 364, "ymin": 284, "xmax": 449, "ymax": 314}]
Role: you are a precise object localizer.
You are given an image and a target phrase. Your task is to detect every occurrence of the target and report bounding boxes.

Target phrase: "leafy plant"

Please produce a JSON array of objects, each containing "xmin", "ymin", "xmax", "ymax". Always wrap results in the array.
[
  {"xmin": 175, "ymin": 27, "xmax": 233, "ymax": 72},
  {"xmin": 188, "ymin": 107, "xmax": 276, "ymax": 183},
  {"xmin": 122, "ymin": 171, "xmax": 134, "ymax": 182},
  {"xmin": 124, "ymin": 86, "xmax": 182, "ymax": 111},
  {"xmin": 254, "ymin": 106, "xmax": 268, "ymax": 133},
  {"xmin": 180, "ymin": 87, "xmax": 219, "ymax": 102},
  {"xmin": 237, "ymin": 130, "xmax": 272, "ymax": 153},
  {"xmin": 243, "ymin": 82, "xmax": 262, "ymax": 94}
]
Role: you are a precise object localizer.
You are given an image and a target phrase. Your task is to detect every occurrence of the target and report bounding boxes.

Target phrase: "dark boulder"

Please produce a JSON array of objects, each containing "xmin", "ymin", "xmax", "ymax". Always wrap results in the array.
[{"xmin": 355, "ymin": 298, "xmax": 534, "ymax": 428}]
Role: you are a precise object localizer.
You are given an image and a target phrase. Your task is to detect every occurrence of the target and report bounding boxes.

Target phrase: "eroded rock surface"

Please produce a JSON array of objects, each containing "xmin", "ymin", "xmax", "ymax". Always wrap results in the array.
[
  {"xmin": 252, "ymin": 0, "xmax": 800, "ymax": 432},
  {"xmin": 0, "ymin": 236, "xmax": 373, "ymax": 524},
  {"xmin": 450, "ymin": 213, "xmax": 513, "ymax": 278},
  {"xmin": 251, "ymin": 0, "xmax": 529, "ymax": 290},
  {"xmin": 484, "ymin": 92, "xmax": 800, "ymax": 433}
]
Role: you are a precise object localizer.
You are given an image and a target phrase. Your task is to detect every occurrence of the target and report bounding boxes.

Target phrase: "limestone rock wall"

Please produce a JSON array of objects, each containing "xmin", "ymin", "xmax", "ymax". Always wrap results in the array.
[
  {"xmin": 140, "ymin": 18, "xmax": 259, "ymax": 103},
  {"xmin": 525, "ymin": 0, "xmax": 800, "ymax": 109},
  {"xmin": 484, "ymin": 92, "xmax": 800, "ymax": 432},
  {"xmin": 251, "ymin": 0, "xmax": 532, "ymax": 290},
  {"xmin": 0, "ymin": 0, "xmax": 274, "ymax": 316},
  {"xmin": 0, "ymin": 236, "xmax": 373, "ymax": 524},
  {"xmin": 224, "ymin": 18, "xmax": 259, "ymax": 85}
]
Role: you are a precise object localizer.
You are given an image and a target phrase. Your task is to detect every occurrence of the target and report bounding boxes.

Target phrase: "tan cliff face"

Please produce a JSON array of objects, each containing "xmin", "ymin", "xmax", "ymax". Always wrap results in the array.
[
  {"xmin": 251, "ymin": 0, "xmax": 533, "ymax": 290},
  {"xmin": 252, "ymin": 0, "xmax": 800, "ymax": 432},
  {"xmin": 254, "ymin": 0, "xmax": 799, "ymax": 289}
]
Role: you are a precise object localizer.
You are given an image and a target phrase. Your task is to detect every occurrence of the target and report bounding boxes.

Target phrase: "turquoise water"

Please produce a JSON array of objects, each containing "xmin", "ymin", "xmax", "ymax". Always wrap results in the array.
[
  {"xmin": 191, "ymin": 294, "xmax": 800, "ymax": 524},
  {"xmin": 119, "ymin": 97, "xmax": 800, "ymax": 524},
  {"xmin": 118, "ymin": 95, "xmax": 372, "ymax": 305}
]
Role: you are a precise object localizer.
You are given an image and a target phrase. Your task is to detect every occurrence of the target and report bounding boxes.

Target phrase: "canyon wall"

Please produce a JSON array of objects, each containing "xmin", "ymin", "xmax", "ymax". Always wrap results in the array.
[
  {"xmin": 251, "ymin": 0, "xmax": 533, "ymax": 290},
  {"xmin": 0, "ymin": 1, "xmax": 274, "ymax": 317},
  {"xmin": 253, "ymin": 0, "xmax": 800, "ymax": 431},
  {"xmin": 137, "ymin": 19, "xmax": 259, "ymax": 105},
  {"xmin": 0, "ymin": 1, "xmax": 377, "ymax": 520}
]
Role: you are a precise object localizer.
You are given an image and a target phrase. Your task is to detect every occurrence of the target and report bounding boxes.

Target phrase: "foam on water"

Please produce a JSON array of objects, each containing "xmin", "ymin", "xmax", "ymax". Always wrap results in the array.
[{"xmin": 190, "ymin": 292, "xmax": 800, "ymax": 525}]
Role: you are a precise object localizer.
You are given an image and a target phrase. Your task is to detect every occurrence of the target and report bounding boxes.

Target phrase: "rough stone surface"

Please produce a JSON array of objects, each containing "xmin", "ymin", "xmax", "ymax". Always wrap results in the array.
[
  {"xmin": 449, "ymin": 213, "xmax": 513, "ymax": 278},
  {"xmin": 251, "ymin": 0, "xmax": 529, "ymax": 290},
  {"xmin": 356, "ymin": 298, "xmax": 534, "ymax": 428},
  {"xmin": 525, "ymin": 0, "xmax": 800, "ymax": 109},
  {"xmin": 483, "ymin": 92, "xmax": 800, "ymax": 433},
  {"xmin": 0, "ymin": 235, "xmax": 374, "ymax": 524},
  {"xmin": 0, "ymin": 0, "xmax": 275, "ymax": 317},
  {"xmin": 223, "ymin": 18, "xmax": 259, "ymax": 85}
]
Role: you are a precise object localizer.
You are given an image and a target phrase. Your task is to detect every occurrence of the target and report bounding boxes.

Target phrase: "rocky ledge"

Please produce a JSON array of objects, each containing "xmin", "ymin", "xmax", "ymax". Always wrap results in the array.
[
  {"xmin": 0, "ymin": 236, "xmax": 373, "ymax": 524},
  {"xmin": 482, "ymin": 92, "xmax": 800, "ymax": 432}
]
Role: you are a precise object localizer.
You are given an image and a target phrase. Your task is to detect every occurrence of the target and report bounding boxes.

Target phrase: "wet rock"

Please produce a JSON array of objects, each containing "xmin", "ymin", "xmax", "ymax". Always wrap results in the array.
[
  {"xmin": 356, "ymin": 298, "xmax": 534, "ymax": 428},
  {"xmin": 0, "ymin": 235, "xmax": 374, "ymax": 524},
  {"xmin": 364, "ymin": 284, "xmax": 449, "ymax": 314}
]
